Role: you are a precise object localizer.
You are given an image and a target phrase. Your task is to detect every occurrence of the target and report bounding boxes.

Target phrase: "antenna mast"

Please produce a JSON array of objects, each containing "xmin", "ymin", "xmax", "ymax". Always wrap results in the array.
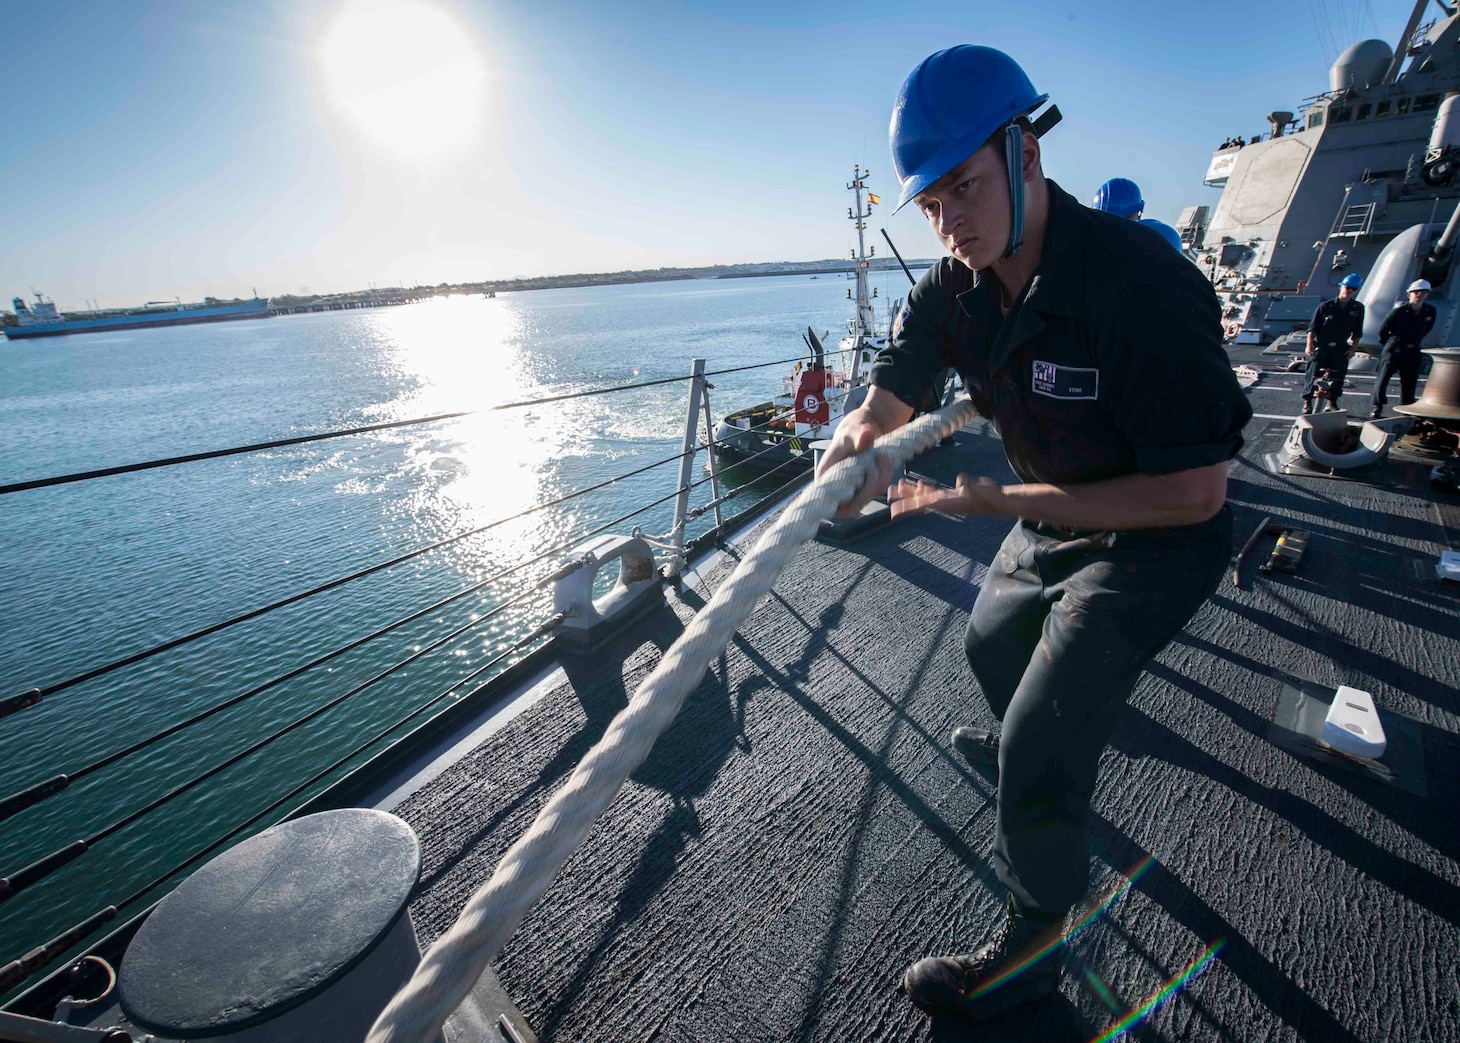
[{"xmin": 848, "ymin": 166, "xmax": 878, "ymax": 348}]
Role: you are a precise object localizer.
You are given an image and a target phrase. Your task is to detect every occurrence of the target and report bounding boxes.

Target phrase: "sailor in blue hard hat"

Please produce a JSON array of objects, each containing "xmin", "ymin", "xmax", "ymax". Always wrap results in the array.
[
  {"xmin": 1370, "ymin": 277, "xmax": 1437, "ymax": 417},
  {"xmin": 1092, "ymin": 177, "xmax": 1144, "ymax": 218},
  {"xmin": 817, "ymin": 44, "xmax": 1251, "ymax": 1022},
  {"xmin": 1139, "ymin": 217, "xmax": 1186, "ymax": 254},
  {"xmin": 1092, "ymin": 178, "xmax": 1186, "ymax": 253},
  {"xmin": 1303, "ymin": 272, "xmax": 1366, "ymax": 414}
]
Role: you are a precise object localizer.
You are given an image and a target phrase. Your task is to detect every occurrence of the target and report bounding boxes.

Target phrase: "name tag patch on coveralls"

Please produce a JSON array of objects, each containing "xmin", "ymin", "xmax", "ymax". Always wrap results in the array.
[{"xmin": 1031, "ymin": 360, "xmax": 1099, "ymax": 400}]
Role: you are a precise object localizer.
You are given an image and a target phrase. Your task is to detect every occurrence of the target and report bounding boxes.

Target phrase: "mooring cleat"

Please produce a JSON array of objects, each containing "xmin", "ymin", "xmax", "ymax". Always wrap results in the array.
[
  {"xmin": 901, "ymin": 902, "xmax": 1063, "ymax": 1019},
  {"xmin": 952, "ymin": 725, "xmax": 1001, "ymax": 771}
]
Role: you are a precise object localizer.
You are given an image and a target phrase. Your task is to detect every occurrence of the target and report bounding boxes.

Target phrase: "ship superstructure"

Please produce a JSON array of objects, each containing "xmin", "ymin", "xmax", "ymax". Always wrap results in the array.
[{"xmin": 1195, "ymin": 0, "xmax": 1460, "ymax": 347}]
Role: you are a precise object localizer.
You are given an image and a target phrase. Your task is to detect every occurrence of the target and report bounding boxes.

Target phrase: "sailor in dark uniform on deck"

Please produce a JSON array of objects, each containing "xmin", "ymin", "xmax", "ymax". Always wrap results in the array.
[
  {"xmin": 1370, "ymin": 279, "xmax": 1437, "ymax": 417},
  {"xmin": 817, "ymin": 45, "xmax": 1251, "ymax": 1023},
  {"xmin": 1303, "ymin": 272, "xmax": 1365, "ymax": 413}
]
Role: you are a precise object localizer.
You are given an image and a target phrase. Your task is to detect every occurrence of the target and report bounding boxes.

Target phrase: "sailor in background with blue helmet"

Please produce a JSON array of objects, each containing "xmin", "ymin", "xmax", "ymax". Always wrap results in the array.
[
  {"xmin": 1093, "ymin": 177, "xmax": 1144, "ymax": 218},
  {"xmin": 816, "ymin": 45, "xmax": 1251, "ymax": 1023},
  {"xmin": 1303, "ymin": 272, "xmax": 1366, "ymax": 413},
  {"xmin": 1092, "ymin": 176, "xmax": 1188, "ymax": 254},
  {"xmin": 1140, "ymin": 217, "xmax": 1186, "ymax": 254}
]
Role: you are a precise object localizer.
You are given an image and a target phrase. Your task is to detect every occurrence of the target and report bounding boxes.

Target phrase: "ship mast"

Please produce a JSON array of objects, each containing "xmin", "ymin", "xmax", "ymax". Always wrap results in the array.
[
  {"xmin": 847, "ymin": 165, "xmax": 878, "ymax": 380},
  {"xmin": 1382, "ymin": 0, "xmax": 1431, "ymax": 85}
]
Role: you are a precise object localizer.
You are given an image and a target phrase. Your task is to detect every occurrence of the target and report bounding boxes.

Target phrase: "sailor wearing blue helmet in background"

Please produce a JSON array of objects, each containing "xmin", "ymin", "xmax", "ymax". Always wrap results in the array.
[
  {"xmin": 1370, "ymin": 279, "xmax": 1436, "ymax": 418},
  {"xmin": 1092, "ymin": 177, "xmax": 1143, "ymax": 218},
  {"xmin": 1303, "ymin": 272, "xmax": 1365, "ymax": 414},
  {"xmin": 816, "ymin": 45, "xmax": 1252, "ymax": 1022},
  {"xmin": 1139, "ymin": 217, "xmax": 1186, "ymax": 253},
  {"xmin": 1092, "ymin": 176, "xmax": 1187, "ymax": 254}
]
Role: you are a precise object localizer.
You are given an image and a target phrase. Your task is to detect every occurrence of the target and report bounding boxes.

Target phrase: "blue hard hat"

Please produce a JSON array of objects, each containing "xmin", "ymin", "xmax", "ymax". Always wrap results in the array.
[
  {"xmin": 1339, "ymin": 273, "xmax": 1364, "ymax": 288},
  {"xmin": 890, "ymin": 45, "xmax": 1049, "ymax": 212},
  {"xmin": 1093, "ymin": 178, "xmax": 1144, "ymax": 218},
  {"xmin": 1139, "ymin": 218, "xmax": 1185, "ymax": 253}
]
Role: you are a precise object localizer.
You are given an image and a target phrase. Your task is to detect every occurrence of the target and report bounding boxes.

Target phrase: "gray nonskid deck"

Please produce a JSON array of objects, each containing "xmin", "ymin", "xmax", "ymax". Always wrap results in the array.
[{"xmin": 397, "ymin": 381, "xmax": 1460, "ymax": 1041}]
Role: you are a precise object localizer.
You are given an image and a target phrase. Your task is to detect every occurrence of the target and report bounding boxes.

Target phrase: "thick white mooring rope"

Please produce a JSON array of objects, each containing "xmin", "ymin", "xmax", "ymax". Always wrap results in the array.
[{"xmin": 366, "ymin": 400, "xmax": 976, "ymax": 1043}]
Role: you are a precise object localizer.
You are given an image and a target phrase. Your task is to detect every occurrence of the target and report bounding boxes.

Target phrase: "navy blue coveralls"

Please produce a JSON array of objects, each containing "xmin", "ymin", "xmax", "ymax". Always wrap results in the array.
[
  {"xmin": 1370, "ymin": 301, "xmax": 1436, "ymax": 414},
  {"xmin": 1304, "ymin": 297, "xmax": 1364, "ymax": 409},
  {"xmin": 870, "ymin": 182, "xmax": 1252, "ymax": 918}
]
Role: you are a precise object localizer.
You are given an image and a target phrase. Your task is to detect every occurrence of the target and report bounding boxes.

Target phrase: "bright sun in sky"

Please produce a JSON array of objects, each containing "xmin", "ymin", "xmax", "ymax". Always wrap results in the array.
[{"xmin": 318, "ymin": 0, "xmax": 488, "ymax": 159}]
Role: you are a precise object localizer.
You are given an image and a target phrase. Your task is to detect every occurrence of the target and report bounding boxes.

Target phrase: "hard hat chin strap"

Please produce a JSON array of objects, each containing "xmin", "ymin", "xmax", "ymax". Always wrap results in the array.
[{"xmin": 1003, "ymin": 122, "xmax": 1026, "ymax": 259}]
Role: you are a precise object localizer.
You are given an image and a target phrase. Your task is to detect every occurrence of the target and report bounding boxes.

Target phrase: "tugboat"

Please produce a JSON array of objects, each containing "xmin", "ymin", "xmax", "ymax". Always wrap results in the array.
[{"xmin": 712, "ymin": 165, "xmax": 895, "ymax": 476}]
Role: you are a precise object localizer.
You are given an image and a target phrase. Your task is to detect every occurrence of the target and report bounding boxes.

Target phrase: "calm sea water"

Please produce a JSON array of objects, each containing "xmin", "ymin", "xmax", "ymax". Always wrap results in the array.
[{"xmin": 0, "ymin": 271, "xmax": 914, "ymax": 982}]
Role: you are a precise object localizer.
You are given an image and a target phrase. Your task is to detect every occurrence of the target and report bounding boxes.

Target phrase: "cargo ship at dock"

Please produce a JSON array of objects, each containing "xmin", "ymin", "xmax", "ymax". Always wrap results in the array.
[{"xmin": 4, "ymin": 293, "xmax": 273, "ymax": 340}]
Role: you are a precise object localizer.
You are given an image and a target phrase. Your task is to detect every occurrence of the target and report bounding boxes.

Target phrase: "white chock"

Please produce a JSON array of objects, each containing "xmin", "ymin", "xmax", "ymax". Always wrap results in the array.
[{"xmin": 1321, "ymin": 685, "xmax": 1387, "ymax": 759}]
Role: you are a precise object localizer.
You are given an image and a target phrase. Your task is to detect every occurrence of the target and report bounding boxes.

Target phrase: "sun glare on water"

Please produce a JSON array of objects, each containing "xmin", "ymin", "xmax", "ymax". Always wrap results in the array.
[{"xmin": 318, "ymin": 0, "xmax": 488, "ymax": 158}]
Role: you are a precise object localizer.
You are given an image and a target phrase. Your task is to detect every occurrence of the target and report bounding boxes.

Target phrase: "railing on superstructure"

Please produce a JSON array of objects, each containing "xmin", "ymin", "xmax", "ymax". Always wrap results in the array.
[{"xmin": 0, "ymin": 349, "xmax": 852, "ymax": 1002}]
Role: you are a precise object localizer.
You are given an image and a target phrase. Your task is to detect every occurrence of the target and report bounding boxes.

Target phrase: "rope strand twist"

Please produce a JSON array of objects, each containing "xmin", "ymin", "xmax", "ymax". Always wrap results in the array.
[{"xmin": 366, "ymin": 399, "xmax": 976, "ymax": 1043}]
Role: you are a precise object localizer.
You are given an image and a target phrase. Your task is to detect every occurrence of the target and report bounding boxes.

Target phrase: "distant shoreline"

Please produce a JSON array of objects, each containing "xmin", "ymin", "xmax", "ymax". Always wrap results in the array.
[
  {"xmin": 270, "ymin": 257, "xmax": 937, "ymax": 306},
  {"xmin": 4, "ymin": 259, "xmax": 938, "ymax": 324}
]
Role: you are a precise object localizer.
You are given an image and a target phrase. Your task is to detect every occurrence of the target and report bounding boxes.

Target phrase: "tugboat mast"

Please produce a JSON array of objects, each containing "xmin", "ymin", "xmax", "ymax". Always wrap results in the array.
[{"xmin": 847, "ymin": 165, "xmax": 878, "ymax": 380}]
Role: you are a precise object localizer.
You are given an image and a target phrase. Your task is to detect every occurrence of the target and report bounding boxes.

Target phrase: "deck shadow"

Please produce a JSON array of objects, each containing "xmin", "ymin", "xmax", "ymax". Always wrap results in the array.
[
  {"xmin": 529, "ymin": 621, "xmax": 755, "ymax": 1035},
  {"xmin": 1145, "ymin": 655, "xmax": 1460, "ymax": 859},
  {"xmin": 414, "ymin": 599, "xmax": 721, "ymax": 895},
  {"xmin": 729, "ymin": 624, "xmax": 999, "ymax": 886},
  {"xmin": 1088, "ymin": 817, "xmax": 1369, "ymax": 1043},
  {"xmin": 1106, "ymin": 705, "xmax": 1460, "ymax": 927},
  {"xmin": 925, "ymin": 995, "xmax": 1096, "ymax": 1042},
  {"xmin": 1208, "ymin": 594, "xmax": 1460, "ymax": 713},
  {"xmin": 1230, "ymin": 458, "xmax": 1450, "ymax": 530},
  {"xmin": 777, "ymin": 598, "xmax": 955, "ymax": 1043}
]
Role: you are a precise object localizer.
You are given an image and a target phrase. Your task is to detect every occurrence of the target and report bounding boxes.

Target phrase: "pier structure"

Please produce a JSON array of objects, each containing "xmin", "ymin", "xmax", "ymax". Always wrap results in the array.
[{"xmin": 269, "ymin": 288, "xmax": 437, "ymax": 315}]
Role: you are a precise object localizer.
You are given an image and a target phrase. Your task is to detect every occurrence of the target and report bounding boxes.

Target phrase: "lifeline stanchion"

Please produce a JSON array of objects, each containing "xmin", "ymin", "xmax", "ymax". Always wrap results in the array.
[{"xmin": 365, "ymin": 399, "xmax": 975, "ymax": 1043}]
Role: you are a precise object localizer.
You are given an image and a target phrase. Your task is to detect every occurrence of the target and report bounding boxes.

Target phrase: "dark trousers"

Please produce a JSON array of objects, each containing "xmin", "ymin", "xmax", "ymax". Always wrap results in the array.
[
  {"xmin": 1370, "ymin": 346, "xmax": 1421, "ymax": 412},
  {"xmin": 962, "ymin": 510, "xmax": 1232, "ymax": 917},
  {"xmin": 1303, "ymin": 345, "xmax": 1349, "ymax": 407}
]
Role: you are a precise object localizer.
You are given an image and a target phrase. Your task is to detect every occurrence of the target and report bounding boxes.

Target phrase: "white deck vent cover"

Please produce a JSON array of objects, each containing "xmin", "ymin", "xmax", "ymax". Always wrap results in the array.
[{"xmin": 1321, "ymin": 685, "xmax": 1387, "ymax": 759}]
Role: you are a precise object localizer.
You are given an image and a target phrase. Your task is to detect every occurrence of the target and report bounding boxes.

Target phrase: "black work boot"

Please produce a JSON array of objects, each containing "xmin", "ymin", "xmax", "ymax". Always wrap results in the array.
[
  {"xmin": 902, "ymin": 898, "xmax": 1064, "ymax": 1019},
  {"xmin": 952, "ymin": 726, "xmax": 1000, "ymax": 770},
  {"xmin": 1302, "ymin": 396, "xmax": 1314, "ymax": 415}
]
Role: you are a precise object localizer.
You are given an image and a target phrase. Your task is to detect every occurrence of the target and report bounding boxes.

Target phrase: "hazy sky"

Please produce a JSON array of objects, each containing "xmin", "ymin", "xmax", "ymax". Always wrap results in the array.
[{"xmin": 2, "ymin": 0, "xmax": 1411, "ymax": 308}]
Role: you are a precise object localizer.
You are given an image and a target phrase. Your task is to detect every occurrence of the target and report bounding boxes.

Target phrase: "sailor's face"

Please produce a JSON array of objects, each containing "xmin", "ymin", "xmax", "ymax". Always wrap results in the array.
[
  {"xmin": 1337, "ymin": 285, "xmax": 1356, "ymax": 301},
  {"xmin": 1409, "ymin": 289, "xmax": 1428, "ymax": 306},
  {"xmin": 914, "ymin": 146, "xmax": 1010, "ymax": 271}
]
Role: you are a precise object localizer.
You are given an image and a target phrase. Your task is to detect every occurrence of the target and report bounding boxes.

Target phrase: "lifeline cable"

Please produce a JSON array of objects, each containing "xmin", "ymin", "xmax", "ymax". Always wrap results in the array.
[
  {"xmin": 0, "ymin": 473, "xmax": 719, "ymax": 902},
  {"xmin": 7, "ymin": 392, "xmax": 822, "ymax": 717},
  {"xmin": 0, "ymin": 461, "xmax": 812, "ymax": 977},
  {"xmin": 0, "ymin": 350, "xmax": 850, "ymax": 496},
  {"xmin": 365, "ymin": 398, "xmax": 975, "ymax": 1043},
  {"xmin": 6, "ymin": 439, "xmax": 707, "ymax": 713},
  {"xmin": 0, "ymin": 618, "xmax": 561, "ymax": 991}
]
